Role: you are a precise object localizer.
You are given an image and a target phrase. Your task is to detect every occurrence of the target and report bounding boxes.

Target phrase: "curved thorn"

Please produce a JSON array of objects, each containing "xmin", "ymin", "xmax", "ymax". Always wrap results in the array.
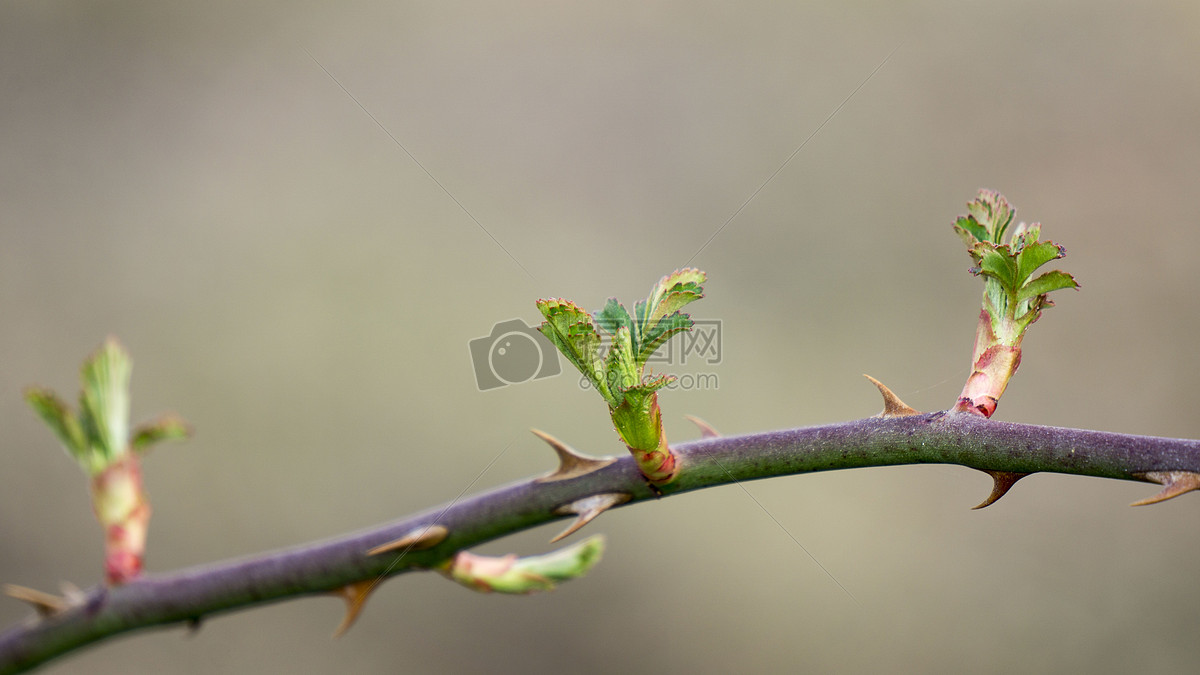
[
  {"xmin": 863, "ymin": 375, "xmax": 921, "ymax": 417},
  {"xmin": 1131, "ymin": 471, "xmax": 1200, "ymax": 506},
  {"xmin": 531, "ymin": 429, "xmax": 616, "ymax": 482},
  {"xmin": 331, "ymin": 580, "xmax": 378, "ymax": 638},
  {"xmin": 367, "ymin": 525, "xmax": 449, "ymax": 556},
  {"xmin": 972, "ymin": 470, "xmax": 1030, "ymax": 509},
  {"xmin": 550, "ymin": 493, "xmax": 632, "ymax": 543},
  {"xmin": 2, "ymin": 584, "xmax": 67, "ymax": 617},
  {"xmin": 684, "ymin": 415, "xmax": 721, "ymax": 438}
]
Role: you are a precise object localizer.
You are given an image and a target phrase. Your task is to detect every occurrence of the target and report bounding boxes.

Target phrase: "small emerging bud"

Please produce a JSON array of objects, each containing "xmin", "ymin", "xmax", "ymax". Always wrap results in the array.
[
  {"xmin": 24, "ymin": 338, "xmax": 190, "ymax": 584},
  {"xmin": 951, "ymin": 191, "xmax": 1078, "ymax": 417},
  {"xmin": 536, "ymin": 270, "xmax": 707, "ymax": 484},
  {"xmin": 441, "ymin": 536, "xmax": 605, "ymax": 594}
]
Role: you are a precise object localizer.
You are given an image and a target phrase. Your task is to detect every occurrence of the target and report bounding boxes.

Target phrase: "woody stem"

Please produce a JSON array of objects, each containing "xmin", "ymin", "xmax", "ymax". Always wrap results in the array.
[{"xmin": 4, "ymin": 414, "xmax": 1199, "ymax": 674}]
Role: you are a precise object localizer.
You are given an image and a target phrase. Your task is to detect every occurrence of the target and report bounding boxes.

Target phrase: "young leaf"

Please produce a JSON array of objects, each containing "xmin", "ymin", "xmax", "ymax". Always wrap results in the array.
[
  {"xmin": 954, "ymin": 216, "xmax": 989, "ymax": 246},
  {"xmin": 634, "ymin": 268, "xmax": 705, "ymax": 365},
  {"xmin": 1015, "ymin": 240, "xmax": 1065, "ymax": 285},
  {"xmin": 131, "ymin": 414, "xmax": 192, "ymax": 453},
  {"xmin": 637, "ymin": 311, "xmax": 694, "ymax": 367},
  {"xmin": 1010, "ymin": 221, "xmax": 1042, "ymax": 248},
  {"xmin": 24, "ymin": 389, "xmax": 87, "ymax": 462},
  {"xmin": 970, "ymin": 244, "xmax": 1020, "ymax": 290},
  {"xmin": 965, "ymin": 190, "xmax": 1015, "ymax": 242},
  {"xmin": 1017, "ymin": 270, "xmax": 1079, "ymax": 303},
  {"xmin": 79, "ymin": 338, "xmax": 132, "ymax": 463},
  {"xmin": 634, "ymin": 372, "xmax": 675, "ymax": 394},
  {"xmin": 593, "ymin": 298, "xmax": 633, "ymax": 337},
  {"xmin": 536, "ymin": 299, "xmax": 606, "ymax": 394},
  {"xmin": 642, "ymin": 268, "xmax": 706, "ymax": 329},
  {"xmin": 602, "ymin": 326, "xmax": 636, "ymax": 404}
]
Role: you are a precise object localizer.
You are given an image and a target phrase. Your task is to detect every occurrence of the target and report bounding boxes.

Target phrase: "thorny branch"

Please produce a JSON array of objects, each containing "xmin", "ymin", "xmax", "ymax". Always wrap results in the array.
[
  {"xmin": 3, "ymin": 191, "xmax": 1184, "ymax": 673},
  {"xmin": 4, "ymin": 401, "xmax": 1200, "ymax": 674}
]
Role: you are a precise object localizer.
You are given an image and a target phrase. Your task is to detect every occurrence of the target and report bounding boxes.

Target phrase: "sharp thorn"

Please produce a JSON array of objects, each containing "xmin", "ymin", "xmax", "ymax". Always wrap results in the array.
[
  {"xmin": 531, "ymin": 429, "xmax": 617, "ymax": 482},
  {"xmin": 972, "ymin": 470, "xmax": 1030, "ymax": 509},
  {"xmin": 58, "ymin": 581, "xmax": 84, "ymax": 605},
  {"xmin": 1131, "ymin": 471, "xmax": 1200, "ymax": 506},
  {"xmin": 3, "ymin": 584, "xmax": 67, "ymax": 617},
  {"xmin": 550, "ymin": 493, "xmax": 632, "ymax": 543},
  {"xmin": 863, "ymin": 375, "xmax": 921, "ymax": 417},
  {"xmin": 367, "ymin": 525, "xmax": 449, "ymax": 556},
  {"xmin": 331, "ymin": 580, "xmax": 379, "ymax": 638},
  {"xmin": 684, "ymin": 415, "xmax": 721, "ymax": 438}
]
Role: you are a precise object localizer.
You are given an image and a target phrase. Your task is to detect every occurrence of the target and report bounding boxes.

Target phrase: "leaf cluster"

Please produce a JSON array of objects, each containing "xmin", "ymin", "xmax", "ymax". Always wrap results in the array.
[
  {"xmin": 24, "ymin": 338, "xmax": 189, "ymax": 475},
  {"xmin": 954, "ymin": 192, "xmax": 1078, "ymax": 337},
  {"xmin": 536, "ymin": 269, "xmax": 706, "ymax": 408}
]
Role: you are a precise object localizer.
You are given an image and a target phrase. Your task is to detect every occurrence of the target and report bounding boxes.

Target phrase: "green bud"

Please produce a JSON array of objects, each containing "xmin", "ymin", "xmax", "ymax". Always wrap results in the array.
[{"xmin": 443, "ymin": 536, "xmax": 605, "ymax": 594}]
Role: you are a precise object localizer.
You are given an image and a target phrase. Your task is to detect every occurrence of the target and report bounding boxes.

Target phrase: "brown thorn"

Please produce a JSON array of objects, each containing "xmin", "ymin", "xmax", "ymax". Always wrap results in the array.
[
  {"xmin": 3, "ymin": 584, "xmax": 67, "ymax": 618},
  {"xmin": 550, "ymin": 493, "xmax": 632, "ymax": 543},
  {"xmin": 972, "ymin": 470, "xmax": 1030, "ymax": 509},
  {"xmin": 1131, "ymin": 471, "xmax": 1200, "ymax": 506},
  {"xmin": 684, "ymin": 415, "xmax": 721, "ymax": 438},
  {"xmin": 331, "ymin": 580, "xmax": 379, "ymax": 638},
  {"xmin": 367, "ymin": 525, "xmax": 449, "ymax": 556},
  {"xmin": 863, "ymin": 375, "xmax": 921, "ymax": 417},
  {"xmin": 58, "ymin": 581, "xmax": 84, "ymax": 605},
  {"xmin": 531, "ymin": 429, "xmax": 616, "ymax": 482}
]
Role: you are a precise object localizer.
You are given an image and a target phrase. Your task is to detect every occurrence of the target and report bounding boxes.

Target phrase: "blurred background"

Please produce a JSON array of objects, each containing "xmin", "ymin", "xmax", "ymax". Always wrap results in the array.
[{"xmin": 3, "ymin": 1, "xmax": 1199, "ymax": 673}]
